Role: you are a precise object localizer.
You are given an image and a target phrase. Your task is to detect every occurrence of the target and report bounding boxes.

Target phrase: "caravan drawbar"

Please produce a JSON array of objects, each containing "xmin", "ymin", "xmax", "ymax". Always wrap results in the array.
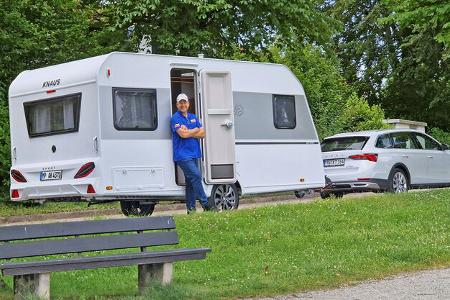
[{"xmin": 8, "ymin": 52, "xmax": 325, "ymax": 215}]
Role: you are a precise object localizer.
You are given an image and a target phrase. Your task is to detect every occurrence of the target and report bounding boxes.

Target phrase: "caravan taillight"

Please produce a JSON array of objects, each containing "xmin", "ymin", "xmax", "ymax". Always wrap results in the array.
[
  {"xmin": 11, "ymin": 170, "xmax": 27, "ymax": 183},
  {"xmin": 11, "ymin": 189, "xmax": 19, "ymax": 198},
  {"xmin": 74, "ymin": 162, "xmax": 95, "ymax": 179},
  {"xmin": 87, "ymin": 184, "xmax": 96, "ymax": 194}
]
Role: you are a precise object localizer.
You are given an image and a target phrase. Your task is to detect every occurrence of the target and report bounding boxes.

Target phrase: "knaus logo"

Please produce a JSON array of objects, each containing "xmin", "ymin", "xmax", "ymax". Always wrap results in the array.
[{"xmin": 42, "ymin": 79, "xmax": 61, "ymax": 88}]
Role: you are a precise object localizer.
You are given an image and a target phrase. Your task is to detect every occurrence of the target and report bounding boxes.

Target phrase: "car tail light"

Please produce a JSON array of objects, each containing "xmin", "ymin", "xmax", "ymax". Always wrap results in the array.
[
  {"xmin": 11, "ymin": 189, "xmax": 19, "ymax": 198},
  {"xmin": 348, "ymin": 153, "xmax": 378, "ymax": 162},
  {"xmin": 74, "ymin": 162, "xmax": 95, "ymax": 179},
  {"xmin": 87, "ymin": 184, "xmax": 96, "ymax": 194},
  {"xmin": 11, "ymin": 169, "xmax": 27, "ymax": 182}
]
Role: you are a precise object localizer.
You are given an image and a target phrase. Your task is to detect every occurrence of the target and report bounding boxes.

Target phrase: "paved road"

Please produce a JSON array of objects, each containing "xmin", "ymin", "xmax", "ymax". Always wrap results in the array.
[{"xmin": 256, "ymin": 268, "xmax": 450, "ymax": 300}]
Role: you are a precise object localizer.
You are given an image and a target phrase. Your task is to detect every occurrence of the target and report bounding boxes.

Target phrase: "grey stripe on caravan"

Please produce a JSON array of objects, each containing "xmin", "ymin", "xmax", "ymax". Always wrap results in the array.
[
  {"xmin": 100, "ymin": 88, "xmax": 318, "ymax": 141},
  {"xmin": 233, "ymin": 92, "xmax": 317, "ymax": 140}
]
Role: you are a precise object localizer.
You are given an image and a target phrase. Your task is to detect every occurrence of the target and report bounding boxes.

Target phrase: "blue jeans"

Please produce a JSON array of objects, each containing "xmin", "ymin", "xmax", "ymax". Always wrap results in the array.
[{"xmin": 177, "ymin": 158, "xmax": 208, "ymax": 210}]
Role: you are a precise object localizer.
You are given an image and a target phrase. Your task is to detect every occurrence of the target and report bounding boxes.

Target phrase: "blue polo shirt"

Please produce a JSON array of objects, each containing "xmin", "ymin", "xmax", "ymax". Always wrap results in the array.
[{"xmin": 171, "ymin": 111, "xmax": 202, "ymax": 162}]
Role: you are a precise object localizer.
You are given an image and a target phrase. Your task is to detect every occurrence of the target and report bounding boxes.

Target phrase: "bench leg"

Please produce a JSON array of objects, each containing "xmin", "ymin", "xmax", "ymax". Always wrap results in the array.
[
  {"xmin": 138, "ymin": 263, "xmax": 173, "ymax": 294},
  {"xmin": 13, "ymin": 273, "xmax": 50, "ymax": 300}
]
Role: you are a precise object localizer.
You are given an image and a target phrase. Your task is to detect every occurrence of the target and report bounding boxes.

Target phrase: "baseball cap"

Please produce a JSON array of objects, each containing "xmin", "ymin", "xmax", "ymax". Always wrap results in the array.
[{"xmin": 176, "ymin": 93, "xmax": 189, "ymax": 102}]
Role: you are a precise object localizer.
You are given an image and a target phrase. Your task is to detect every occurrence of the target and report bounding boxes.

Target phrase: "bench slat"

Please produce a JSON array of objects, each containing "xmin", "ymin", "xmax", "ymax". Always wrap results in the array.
[
  {"xmin": 0, "ymin": 231, "xmax": 178, "ymax": 259},
  {"xmin": 1, "ymin": 248, "xmax": 211, "ymax": 276},
  {"xmin": 0, "ymin": 216, "xmax": 175, "ymax": 242}
]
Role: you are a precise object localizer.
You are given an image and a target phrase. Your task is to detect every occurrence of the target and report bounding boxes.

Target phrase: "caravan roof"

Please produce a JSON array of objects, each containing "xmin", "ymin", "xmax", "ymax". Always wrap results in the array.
[{"xmin": 9, "ymin": 52, "xmax": 305, "ymax": 98}]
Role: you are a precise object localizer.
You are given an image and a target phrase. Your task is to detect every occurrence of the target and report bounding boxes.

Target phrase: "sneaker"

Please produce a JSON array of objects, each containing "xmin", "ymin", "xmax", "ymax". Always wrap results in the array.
[{"xmin": 187, "ymin": 208, "xmax": 197, "ymax": 214}]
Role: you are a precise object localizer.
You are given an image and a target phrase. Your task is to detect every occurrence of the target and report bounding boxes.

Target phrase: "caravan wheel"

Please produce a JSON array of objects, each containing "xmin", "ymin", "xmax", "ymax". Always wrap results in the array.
[
  {"xmin": 208, "ymin": 184, "xmax": 239, "ymax": 211},
  {"xmin": 120, "ymin": 201, "xmax": 155, "ymax": 216}
]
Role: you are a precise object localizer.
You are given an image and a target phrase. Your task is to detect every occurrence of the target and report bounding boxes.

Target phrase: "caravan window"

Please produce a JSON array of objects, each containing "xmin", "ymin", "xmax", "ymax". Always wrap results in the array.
[
  {"xmin": 24, "ymin": 93, "xmax": 81, "ymax": 138},
  {"xmin": 113, "ymin": 88, "xmax": 158, "ymax": 131},
  {"xmin": 273, "ymin": 95, "xmax": 296, "ymax": 129}
]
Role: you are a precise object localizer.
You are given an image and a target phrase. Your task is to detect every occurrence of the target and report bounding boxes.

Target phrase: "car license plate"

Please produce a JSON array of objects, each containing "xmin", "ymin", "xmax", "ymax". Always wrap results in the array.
[
  {"xmin": 40, "ymin": 170, "xmax": 62, "ymax": 181},
  {"xmin": 323, "ymin": 158, "xmax": 345, "ymax": 167}
]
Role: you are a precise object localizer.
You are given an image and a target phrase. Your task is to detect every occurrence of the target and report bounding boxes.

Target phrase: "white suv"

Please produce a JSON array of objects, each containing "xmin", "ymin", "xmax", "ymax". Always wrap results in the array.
[{"xmin": 320, "ymin": 129, "xmax": 450, "ymax": 198}]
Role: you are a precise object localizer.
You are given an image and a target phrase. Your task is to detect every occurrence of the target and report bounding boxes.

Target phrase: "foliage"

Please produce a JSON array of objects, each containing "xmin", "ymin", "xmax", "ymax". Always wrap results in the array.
[
  {"xmin": 3, "ymin": 190, "xmax": 450, "ymax": 299},
  {"xmin": 338, "ymin": 93, "xmax": 389, "ymax": 132},
  {"xmin": 0, "ymin": 0, "xmax": 122, "ymax": 198},
  {"xmin": 381, "ymin": 0, "xmax": 450, "ymax": 129},
  {"xmin": 428, "ymin": 127, "xmax": 450, "ymax": 146},
  {"xmin": 0, "ymin": 84, "xmax": 10, "ymax": 200},
  {"xmin": 112, "ymin": 0, "xmax": 338, "ymax": 58},
  {"xmin": 329, "ymin": 0, "xmax": 450, "ymax": 130},
  {"xmin": 329, "ymin": 0, "xmax": 400, "ymax": 105},
  {"xmin": 385, "ymin": 0, "xmax": 450, "ymax": 56}
]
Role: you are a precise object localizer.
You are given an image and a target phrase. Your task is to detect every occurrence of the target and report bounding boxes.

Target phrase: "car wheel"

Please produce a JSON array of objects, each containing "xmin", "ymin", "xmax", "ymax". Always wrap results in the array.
[
  {"xmin": 208, "ymin": 184, "xmax": 239, "ymax": 211},
  {"xmin": 388, "ymin": 168, "xmax": 409, "ymax": 193},
  {"xmin": 120, "ymin": 201, "xmax": 155, "ymax": 216},
  {"xmin": 320, "ymin": 191, "xmax": 330, "ymax": 199}
]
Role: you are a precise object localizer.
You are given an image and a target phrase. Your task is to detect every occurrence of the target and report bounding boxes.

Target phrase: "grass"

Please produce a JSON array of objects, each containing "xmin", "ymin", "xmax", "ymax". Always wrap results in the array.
[
  {"xmin": 1, "ymin": 189, "xmax": 450, "ymax": 299},
  {"xmin": 0, "ymin": 192, "xmax": 288, "ymax": 218},
  {"xmin": 0, "ymin": 201, "xmax": 118, "ymax": 217}
]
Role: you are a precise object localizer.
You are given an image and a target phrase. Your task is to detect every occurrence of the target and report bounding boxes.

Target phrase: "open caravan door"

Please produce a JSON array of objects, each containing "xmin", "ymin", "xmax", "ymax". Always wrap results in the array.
[{"xmin": 199, "ymin": 70, "xmax": 236, "ymax": 184}]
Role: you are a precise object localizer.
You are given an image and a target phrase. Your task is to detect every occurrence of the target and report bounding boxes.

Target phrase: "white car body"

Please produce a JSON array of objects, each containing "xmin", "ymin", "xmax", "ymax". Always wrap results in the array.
[{"xmin": 321, "ymin": 129, "xmax": 450, "ymax": 194}]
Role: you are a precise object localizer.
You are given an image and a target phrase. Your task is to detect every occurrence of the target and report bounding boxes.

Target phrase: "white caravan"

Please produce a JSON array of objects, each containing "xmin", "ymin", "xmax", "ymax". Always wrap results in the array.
[{"xmin": 9, "ymin": 52, "xmax": 325, "ymax": 215}]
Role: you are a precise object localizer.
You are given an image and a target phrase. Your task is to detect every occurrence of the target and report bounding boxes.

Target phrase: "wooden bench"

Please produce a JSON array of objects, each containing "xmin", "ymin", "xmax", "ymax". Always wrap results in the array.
[{"xmin": 0, "ymin": 216, "xmax": 211, "ymax": 300}]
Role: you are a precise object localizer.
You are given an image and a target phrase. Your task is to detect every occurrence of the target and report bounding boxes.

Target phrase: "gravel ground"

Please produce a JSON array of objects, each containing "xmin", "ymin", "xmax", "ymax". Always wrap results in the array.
[{"xmin": 254, "ymin": 268, "xmax": 450, "ymax": 300}]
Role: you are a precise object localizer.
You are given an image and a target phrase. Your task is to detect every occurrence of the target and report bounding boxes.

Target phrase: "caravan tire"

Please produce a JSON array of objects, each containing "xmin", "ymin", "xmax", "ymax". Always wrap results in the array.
[
  {"xmin": 120, "ymin": 201, "xmax": 155, "ymax": 217},
  {"xmin": 208, "ymin": 184, "xmax": 239, "ymax": 211},
  {"xmin": 320, "ymin": 192, "xmax": 330, "ymax": 199}
]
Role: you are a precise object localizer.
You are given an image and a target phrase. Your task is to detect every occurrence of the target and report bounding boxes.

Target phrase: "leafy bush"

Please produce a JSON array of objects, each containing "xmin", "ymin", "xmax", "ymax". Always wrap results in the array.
[
  {"xmin": 0, "ymin": 83, "xmax": 10, "ymax": 201},
  {"xmin": 428, "ymin": 127, "xmax": 450, "ymax": 145},
  {"xmin": 338, "ymin": 93, "xmax": 390, "ymax": 133}
]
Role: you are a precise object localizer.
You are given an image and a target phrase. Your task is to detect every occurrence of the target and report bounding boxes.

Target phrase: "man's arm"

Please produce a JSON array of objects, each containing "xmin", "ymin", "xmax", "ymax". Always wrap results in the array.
[
  {"xmin": 192, "ymin": 117, "xmax": 205, "ymax": 139},
  {"xmin": 193, "ymin": 127, "xmax": 205, "ymax": 138},
  {"xmin": 176, "ymin": 126, "xmax": 201, "ymax": 138}
]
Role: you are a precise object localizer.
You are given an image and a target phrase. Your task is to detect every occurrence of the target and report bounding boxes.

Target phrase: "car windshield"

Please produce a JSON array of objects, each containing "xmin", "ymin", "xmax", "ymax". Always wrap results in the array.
[{"xmin": 321, "ymin": 136, "xmax": 369, "ymax": 152}]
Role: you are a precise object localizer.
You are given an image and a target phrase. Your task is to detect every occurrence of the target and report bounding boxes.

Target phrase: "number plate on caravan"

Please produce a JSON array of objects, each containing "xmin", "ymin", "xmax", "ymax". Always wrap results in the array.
[
  {"xmin": 323, "ymin": 159, "xmax": 345, "ymax": 167},
  {"xmin": 40, "ymin": 170, "xmax": 62, "ymax": 181}
]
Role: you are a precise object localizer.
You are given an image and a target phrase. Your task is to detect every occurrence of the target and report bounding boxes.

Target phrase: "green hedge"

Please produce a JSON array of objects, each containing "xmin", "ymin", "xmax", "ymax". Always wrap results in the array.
[{"xmin": 428, "ymin": 127, "xmax": 450, "ymax": 145}]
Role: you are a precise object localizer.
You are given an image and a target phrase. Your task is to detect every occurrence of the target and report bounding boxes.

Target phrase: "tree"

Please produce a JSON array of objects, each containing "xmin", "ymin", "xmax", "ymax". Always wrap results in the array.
[
  {"xmin": 112, "ymin": 0, "xmax": 338, "ymax": 58},
  {"xmin": 328, "ymin": 0, "xmax": 401, "ymax": 105},
  {"xmin": 381, "ymin": 0, "xmax": 450, "ymax": 129},
  {"xmin": 330, "ymin": 0, "xmax": 450, "ymax": 130},
  {"xmin": 0, "ymin": 0, "xmax": 121, "ymax": 198}
]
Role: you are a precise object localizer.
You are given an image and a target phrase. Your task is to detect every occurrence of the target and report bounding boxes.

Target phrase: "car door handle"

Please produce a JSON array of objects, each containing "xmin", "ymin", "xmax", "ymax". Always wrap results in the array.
[
  {"xmin": 427, "ymin": 155, "xmax": 433, "ymax": 158},
  {"xmin": 401, "ymin": 155, "xmax": 408, "ymax": 158}
]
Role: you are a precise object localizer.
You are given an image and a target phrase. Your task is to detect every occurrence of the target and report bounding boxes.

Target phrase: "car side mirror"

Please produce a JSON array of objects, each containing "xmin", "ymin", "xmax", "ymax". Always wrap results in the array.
[{"xmin": 442, "ymin": 144, "xmax": 449, "ymax": 151}]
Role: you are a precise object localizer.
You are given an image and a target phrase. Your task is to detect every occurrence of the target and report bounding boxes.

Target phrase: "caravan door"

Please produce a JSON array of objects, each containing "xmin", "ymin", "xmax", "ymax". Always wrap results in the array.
[{"xmin": 199, "ymin": 70, "xmax": 236, "ymax": 184}]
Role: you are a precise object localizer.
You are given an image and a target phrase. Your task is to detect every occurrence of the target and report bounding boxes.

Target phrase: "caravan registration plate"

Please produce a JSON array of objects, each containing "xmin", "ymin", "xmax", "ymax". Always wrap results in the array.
[
  {"xmin": 40, "ymin": 170, "xmax": 62, "ymax": 181},
  {"xmin": 323, "ymin": 158, "xmax": 345, "ymax": 167}
]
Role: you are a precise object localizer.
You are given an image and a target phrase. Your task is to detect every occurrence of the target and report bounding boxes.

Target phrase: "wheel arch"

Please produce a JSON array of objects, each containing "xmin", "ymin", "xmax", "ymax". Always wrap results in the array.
[
  {"xmin": 234, "ymin": 180, "xmax": 242, "ymax": 196},
  {"xmin": 390, "ymin": 163, "xmax": 411, "ymax": 184}
]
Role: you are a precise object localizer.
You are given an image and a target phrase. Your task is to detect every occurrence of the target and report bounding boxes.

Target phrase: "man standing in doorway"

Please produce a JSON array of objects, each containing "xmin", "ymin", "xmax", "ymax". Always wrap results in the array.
[{"xmin": 171, "ymin": 93, "xmax": 212, "ymax": 213}]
